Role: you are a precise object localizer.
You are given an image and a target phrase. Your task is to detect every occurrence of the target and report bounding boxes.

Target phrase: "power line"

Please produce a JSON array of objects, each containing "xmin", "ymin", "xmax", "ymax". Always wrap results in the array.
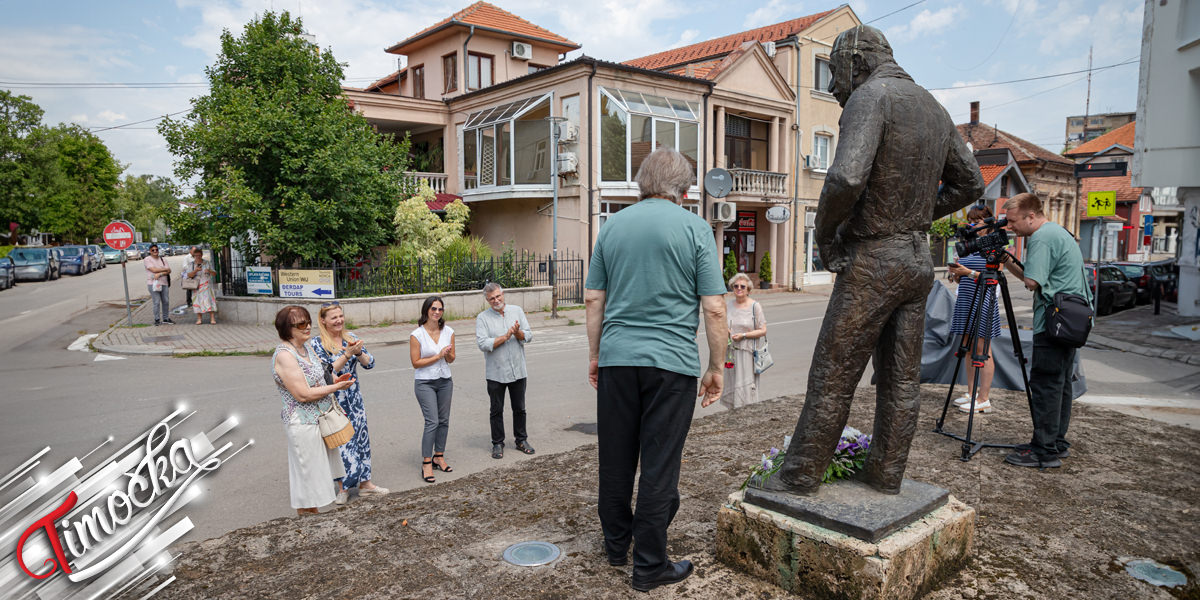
[
  {"xmin": 0, "ymin": 77, "xmax": 381, "ymax": 90},
  {"xmin": 928, "ymin": 58, "xmax": 1137, "ymax": 91},
  {"xmin": 946, "ymin": 0, "xmax": 1020, "ymax": 72},
  {"xmin": 863, "ymin": 0, "xmax": 928, "ymax": 26},
  {"xmin": 88, "ymin": 109, "xmax": 191, "ymax": 133}
]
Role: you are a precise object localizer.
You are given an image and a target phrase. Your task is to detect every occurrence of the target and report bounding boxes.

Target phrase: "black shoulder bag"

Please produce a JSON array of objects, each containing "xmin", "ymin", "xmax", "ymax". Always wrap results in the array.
[{"xmin": 1045, "ymin": 267, "xmax": 1093, "ymax": 348}]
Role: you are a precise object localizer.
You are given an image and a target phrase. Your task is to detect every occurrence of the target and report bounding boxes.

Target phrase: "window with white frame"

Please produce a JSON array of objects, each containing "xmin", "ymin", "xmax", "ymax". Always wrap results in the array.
[
  {"xmin": 598, "ymin": 200, "xmax": 632, "ymax": 228},
  {"xmin": 461, "ymin": 93, "xmax": 553, "ymax": 190},
  {"xmin": 813, "ymin": 133, "xmax": 832, "ymax": 171},
  {"xmin": 814, "ymin": 57, "xmax": 832, "ymax": 94},
  {"xmin": 598, "ymin": 87, "xmax": 700, "ymax": 184}
]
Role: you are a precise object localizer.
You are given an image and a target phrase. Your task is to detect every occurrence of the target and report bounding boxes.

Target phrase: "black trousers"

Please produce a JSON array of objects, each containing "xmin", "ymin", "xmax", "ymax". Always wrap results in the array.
[
  {"xmin": 597, "ymin": 366, "xmax": 696, "ymax": 573},
  {"xmin": 1028, "ymin": 333, "xmax": 1075, "ymax": 457},
  {"xmin": 487, "ymin": 378, "xmax": 527, "ymax": 446}
]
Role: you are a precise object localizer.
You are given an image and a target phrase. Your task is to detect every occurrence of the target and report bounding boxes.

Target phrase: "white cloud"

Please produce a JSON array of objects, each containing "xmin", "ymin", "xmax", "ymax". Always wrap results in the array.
[
  {"xmin": 743, "ymin": 0, "xmax": 806, "ymax": 29},
  {"xmin": 669, "ymin": 29, "xmax": 702, "ymax": 50},
  {"xmin": 886, "ymin": 6, "xmax": 963, "ymax": 43},
  {"xmin": 71, "ymin": 114, "xmax": 89, "ymax": 123},
  {"xmin": 97, "ymin": 110, "xmax": 128, "ymax": 123}
]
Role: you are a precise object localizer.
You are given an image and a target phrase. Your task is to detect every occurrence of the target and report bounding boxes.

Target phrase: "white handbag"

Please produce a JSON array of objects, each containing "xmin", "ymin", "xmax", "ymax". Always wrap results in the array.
[
  {"xmin": 752, "ymin": 302, "xmax": 774, "ymax": 374},
  {"xmin": 318, "ymin": 398, "xmax": 354, "ymax": 448}
]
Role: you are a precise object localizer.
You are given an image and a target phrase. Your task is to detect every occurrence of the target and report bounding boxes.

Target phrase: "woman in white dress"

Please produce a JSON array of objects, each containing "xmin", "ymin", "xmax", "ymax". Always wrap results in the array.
[
  {"xmin": 720, "ymin": 273, "xmax": 768, "ymax": 409},
  {"xmin": 410, "ymin": 296, "xmax": 456, "ymax": 484},
  {"xmin": 272, "ymin": 305, "xmax": 355, "ymax": 515}
]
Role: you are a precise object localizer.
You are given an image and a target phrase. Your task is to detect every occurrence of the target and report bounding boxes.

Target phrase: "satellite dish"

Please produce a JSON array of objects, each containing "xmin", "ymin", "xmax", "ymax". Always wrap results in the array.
[{"xmin": 704, "ymin": 168, "xmax": 733, "ymax": 199}]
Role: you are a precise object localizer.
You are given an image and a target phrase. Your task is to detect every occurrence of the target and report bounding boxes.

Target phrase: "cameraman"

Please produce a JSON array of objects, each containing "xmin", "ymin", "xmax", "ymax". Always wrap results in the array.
[{"xmin": 999, "ymin": 193, "xmax": 1087, "ymax": 469}]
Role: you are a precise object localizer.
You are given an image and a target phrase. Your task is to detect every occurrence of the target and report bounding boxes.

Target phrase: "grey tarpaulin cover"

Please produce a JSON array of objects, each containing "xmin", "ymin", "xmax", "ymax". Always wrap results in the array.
[{"xmin": 918, "ymin": 281, "xmax": 1087, "ymax": 399}]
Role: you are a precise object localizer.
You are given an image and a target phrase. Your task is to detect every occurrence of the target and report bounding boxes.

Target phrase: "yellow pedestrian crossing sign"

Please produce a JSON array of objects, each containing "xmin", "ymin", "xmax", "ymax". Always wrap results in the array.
[{"xmin": 1087, "ymin": 191, "xmax": 1116, "ymax": 217}]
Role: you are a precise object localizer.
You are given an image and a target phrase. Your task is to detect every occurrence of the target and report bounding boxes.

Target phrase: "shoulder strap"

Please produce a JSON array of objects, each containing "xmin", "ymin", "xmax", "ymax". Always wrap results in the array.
[{"xmin": 752, "ymin": 301, "xmax": 767, "ymax": 345}]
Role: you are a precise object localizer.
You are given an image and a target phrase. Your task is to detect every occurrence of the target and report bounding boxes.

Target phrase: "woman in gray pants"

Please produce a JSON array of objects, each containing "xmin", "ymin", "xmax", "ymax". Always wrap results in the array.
[{"xmin": 410, "ymin": 296, "xmax": 456, "ymax": 483}]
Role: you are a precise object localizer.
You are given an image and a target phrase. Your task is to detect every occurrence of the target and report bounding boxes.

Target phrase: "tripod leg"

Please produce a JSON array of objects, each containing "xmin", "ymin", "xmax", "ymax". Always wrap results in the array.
[
  {"xmin": 936, "ymin": 276, "xmax": 985, "ymax": 431},
  {"xmin": 997, "ymin": 273, "xmax": 1034, "ymax": 413}
]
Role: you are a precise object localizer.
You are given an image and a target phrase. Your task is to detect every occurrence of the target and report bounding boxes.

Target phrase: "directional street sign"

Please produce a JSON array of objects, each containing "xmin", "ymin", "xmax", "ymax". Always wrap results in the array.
[
  {"xmin": 1086, "ymin": 191, "xmax": 1117, "ymax": 217},
  {"xmin": 102, "ymin": 220, "xmax": 135, "ymax": 250},
  {"xmin": 278, "ymin": 269, "xmax": 335, "ymax": 299}
]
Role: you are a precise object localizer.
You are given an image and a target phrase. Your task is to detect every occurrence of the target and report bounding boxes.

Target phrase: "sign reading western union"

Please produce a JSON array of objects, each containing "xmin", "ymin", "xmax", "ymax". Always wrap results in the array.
[{"xmin": 278, "ymin": 269, "xmax": 335, "ymax": 299}]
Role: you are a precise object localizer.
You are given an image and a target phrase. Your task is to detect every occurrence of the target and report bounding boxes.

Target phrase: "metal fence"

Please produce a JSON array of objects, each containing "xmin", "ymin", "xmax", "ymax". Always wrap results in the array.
[{"xmin": 220, "ymin": 249, "xmax": 585, "ymax": 305}]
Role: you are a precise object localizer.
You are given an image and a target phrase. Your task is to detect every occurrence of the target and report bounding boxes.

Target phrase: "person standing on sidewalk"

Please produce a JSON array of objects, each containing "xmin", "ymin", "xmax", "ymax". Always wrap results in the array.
[
  {"xmin": 475, "ymin": 283, "xmax": 535, "ymax": 459},
  {"xmin": 1000, "ymin": 193, "xmax": 1087, "ymax": 469},
  {"xmin": 311, "ymin": 301, "xmax": 388, "ymax": 504},
  {"xmin": 183, "ymin": 247, "xmax": 219, "ymax": 324},
  {"xmin": 585, "ymin": 148, "xmax": 729, "ymax": 593},
  {"xmin": 143, "ymin": 244, "xmax": 174, "ymax": 325}
]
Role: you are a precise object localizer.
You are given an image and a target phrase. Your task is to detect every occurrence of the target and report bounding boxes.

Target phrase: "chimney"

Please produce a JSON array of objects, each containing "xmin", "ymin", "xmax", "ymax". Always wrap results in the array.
[{"xmin": 970, "ymin": 101, "xmax": 980, "ymax": 125}]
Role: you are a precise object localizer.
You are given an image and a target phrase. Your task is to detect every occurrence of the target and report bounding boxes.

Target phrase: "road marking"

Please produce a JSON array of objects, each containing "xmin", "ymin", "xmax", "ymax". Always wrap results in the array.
[
  {"xmin": 770, "ymin": 316, "xmax": 825, "ymax": 325},
  {"xmin": 0, "ymin": 299, "xmax": 76, "ymax": 325},
  {"xmin": 94, "ymin": 354, "xmax": 126, "ymax": 362},
  {"xmin": 68, "ymin": 334, "xmax": 99, "ymax": 351}
]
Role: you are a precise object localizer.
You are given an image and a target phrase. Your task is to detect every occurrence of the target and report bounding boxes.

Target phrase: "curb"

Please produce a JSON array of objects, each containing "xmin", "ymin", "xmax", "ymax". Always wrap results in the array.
[{"xmin": 1086, "ymin": 334, "xmax": 1198, "ymax": 366}]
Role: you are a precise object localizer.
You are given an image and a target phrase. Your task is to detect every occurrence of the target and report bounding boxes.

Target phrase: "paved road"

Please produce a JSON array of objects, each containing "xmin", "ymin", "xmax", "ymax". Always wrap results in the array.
[{"xmin": 0, "ymin": 265, "xmax": 1196, "ymax": 544}]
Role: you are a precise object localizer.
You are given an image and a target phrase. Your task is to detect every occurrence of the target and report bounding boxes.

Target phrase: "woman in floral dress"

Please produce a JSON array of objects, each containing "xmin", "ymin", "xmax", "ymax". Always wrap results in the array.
[
  {"xmin": 311, "ymin": 301, "xmax": 388, "ymax": 505},
  {"xmin": 184, "ymin": 247, "xmax": 218, "ymax": 324}
]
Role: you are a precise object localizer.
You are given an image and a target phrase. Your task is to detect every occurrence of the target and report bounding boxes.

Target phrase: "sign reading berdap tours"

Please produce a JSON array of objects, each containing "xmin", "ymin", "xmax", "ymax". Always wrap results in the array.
[
  {"xmin": 278, "ymin": 269, "xmax": 336, "ymax": 299},
  {"xmin": 1086, "ymin": 191, "xmax": 1117, "ymax": 218}
]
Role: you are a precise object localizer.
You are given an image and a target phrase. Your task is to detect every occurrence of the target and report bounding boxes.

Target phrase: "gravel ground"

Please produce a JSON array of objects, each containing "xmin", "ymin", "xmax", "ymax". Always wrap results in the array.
[{"xmin": 162, "ymin": 386, "xmax": 1200, "ymax": 599}]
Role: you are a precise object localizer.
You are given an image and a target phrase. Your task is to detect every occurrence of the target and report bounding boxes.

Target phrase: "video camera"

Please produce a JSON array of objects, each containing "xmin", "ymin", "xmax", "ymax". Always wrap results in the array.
[{"xmin": 954, "ymin": 217, "xmax": 1010, "ymax": 262}]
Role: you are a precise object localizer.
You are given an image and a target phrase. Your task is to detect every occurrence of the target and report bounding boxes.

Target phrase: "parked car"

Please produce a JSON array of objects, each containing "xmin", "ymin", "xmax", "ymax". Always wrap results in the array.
[
  {"xmin": 1084, "ymin": 264, "xmax": 1138, "ymax": 315},
  {"xmin": 10, "ymin": 247, "xmax": 60, "ymax": 281},
  {"xmin": 132, "ymin": 242, "xmax": 153, "ymax": 258},
  {"xmin": 173, "ymin": 244, "xmax": 190, "ymax": 255},
  {"xmin": 159, "ymin": 245, "xmax": 174, "ymax": 256},
  {"xmin": 103, "ymin": 246, "xmax": 125, "ymax": 263},
  {"xmin": 0, "ymin": 257, "xmax": 14, "ymax": 289},
  {"xmin": 85, "ymin": 245, "xmax": 105, "ymax": 269},
  {"xmin": 58, "ymin": 245, "xmax": 90, "ymax": 275},
  {"xmin": 125, "ymin": 246, "xmax": 141, "ymax": 260},
  {"xmin": 1113, "ymin": 259, "xmax": 1178, "ymax": 304}
]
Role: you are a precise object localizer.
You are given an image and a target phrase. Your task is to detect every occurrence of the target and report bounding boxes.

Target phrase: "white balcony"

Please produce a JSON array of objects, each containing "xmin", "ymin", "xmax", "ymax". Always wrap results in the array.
[
  {"xmin": 408, "ymin": 171, "xmax": 447, "ymax": 194},
  {"xmin": 728, "ymin": 168, "xmax": 788, "ymax": 198}
]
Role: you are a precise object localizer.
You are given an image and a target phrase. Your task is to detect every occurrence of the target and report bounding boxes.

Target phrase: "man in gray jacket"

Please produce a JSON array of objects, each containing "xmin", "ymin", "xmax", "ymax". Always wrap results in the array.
[{"xmin": 476, "ymin": 283, "xmax": 534, "ymax": 459}]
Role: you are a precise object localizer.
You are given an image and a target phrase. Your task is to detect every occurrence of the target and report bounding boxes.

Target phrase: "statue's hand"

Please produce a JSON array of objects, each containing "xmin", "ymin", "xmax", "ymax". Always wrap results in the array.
[{"xmin": 820, "ymin": 237, "xmax": 850, "ymax": 274}]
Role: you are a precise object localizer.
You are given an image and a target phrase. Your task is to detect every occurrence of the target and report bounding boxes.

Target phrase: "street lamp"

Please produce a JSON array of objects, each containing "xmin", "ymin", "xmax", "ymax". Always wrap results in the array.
[{"xmin": 545, "ymin": 115, "xmax": 567, "ymax": 319}]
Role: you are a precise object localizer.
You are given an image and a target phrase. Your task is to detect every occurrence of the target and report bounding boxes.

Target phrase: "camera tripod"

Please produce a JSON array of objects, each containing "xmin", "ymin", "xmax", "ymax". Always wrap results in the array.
[{"xmin": 933, "ymin": 251, "xmax": 1034, "ymax": 461}]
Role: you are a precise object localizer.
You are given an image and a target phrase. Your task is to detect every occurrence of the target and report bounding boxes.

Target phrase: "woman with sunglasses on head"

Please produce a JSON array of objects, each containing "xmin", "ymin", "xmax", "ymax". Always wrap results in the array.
[
  {"xmin": 272, "ymin": 305, "xmax": 355, "ymax": 515},
  {"xmin": 311, "ymin": 301, "xmax": 388, "ymax": 505},
  {"xmin": 720, "ymin": 272, "xmax": 768, "ymax": 409},
  {"xmin": 411, "ymin": 296, "xmax": 456, "ymax": 483}
]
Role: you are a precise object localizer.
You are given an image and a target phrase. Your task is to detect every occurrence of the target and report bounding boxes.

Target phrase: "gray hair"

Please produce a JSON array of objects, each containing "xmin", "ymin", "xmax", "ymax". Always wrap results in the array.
[
  {"xmin": 482, "ymin": 282, "xmax": 502, "ymax": 295},
  {"xmin": 728, "ymin": 272, "xmax": 752, "ymax": 290},
  {"xmin": 635, "ymin": 148, "xmax": 695, "ymax": 203}
]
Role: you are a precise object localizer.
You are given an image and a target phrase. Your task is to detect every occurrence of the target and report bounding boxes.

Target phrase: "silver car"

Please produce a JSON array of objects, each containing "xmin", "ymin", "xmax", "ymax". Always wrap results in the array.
[
  {"xmin": 10, "ymin": 247, "xmax": 59, "ymax": 281},
  {"xmin": 0, "ymin": 257, "xmax": 14, "ymax": 289}
]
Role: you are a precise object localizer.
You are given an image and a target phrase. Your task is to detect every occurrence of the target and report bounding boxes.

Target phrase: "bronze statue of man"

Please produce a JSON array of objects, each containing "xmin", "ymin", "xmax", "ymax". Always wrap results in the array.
[{"xmin": 775, "ymin": 26, "xmax": 984, "ymax": 495}]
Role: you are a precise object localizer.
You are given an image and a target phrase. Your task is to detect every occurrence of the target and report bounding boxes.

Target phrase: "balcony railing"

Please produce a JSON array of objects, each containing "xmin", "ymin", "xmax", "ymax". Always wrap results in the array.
[
  {"xmin": 407, "ymin": 172, "xmax": 447, "ymax": 194},
  {"xmin": 729, "ymin": 168, "xmax": 788, "ymax": 198}
]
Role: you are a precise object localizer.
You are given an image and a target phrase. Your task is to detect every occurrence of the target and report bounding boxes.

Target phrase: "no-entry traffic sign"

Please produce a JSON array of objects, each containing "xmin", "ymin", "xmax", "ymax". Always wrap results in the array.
[{"xmin": 103, "ymin": 221, "xmax": 135, "ymax": 250}]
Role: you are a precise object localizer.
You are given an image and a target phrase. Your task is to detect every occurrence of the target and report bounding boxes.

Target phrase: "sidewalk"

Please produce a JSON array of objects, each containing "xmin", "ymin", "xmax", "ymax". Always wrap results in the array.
[
  {"xmin": 91, "ymin": 287, "xmax": 832, "ymax": 356},
  {"xmin": 1087, "ymin": 302, "xmax": 1200, "ymax": 366}
]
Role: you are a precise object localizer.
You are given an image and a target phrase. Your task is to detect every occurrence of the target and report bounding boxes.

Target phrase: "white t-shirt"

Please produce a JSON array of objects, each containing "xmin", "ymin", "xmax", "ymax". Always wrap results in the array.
[{"xmin": 412, "ymin": 324, "xmax": 454, "ymax": 380}]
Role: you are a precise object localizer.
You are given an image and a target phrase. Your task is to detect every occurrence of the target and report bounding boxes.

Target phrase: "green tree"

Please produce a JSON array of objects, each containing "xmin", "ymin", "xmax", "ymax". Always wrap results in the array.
[
  {"xmin": 159, "ymin": 11, "xmax": 413, "ymax": 265},
  {"xmin": 34, "ymin": 124, "xmax": 121, "ymax": 243},
  {"xmin": 759, "ymin": 250, "xmax": 772, "ymax": 284},
  {"xmin": 115, "ymin": 174, "xmax": 180, "ymax": 241},
  {"xmin": 0, "ymin": 91, "xmax": 51, "ymax": 235},
  {"xmin": 389, "ymin": 184, "xmax": 470, "ymax": 262}
]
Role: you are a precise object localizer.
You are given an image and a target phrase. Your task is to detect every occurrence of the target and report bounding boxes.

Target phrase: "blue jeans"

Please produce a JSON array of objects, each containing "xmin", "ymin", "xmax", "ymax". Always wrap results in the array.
[{"xmin": 147, "ymin": 284, "xmax": 170, "ymax": 322}]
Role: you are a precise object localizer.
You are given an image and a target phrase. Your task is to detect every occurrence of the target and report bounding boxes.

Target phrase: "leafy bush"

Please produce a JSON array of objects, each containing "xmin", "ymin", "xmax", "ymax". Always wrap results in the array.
[
  {"xmin": 759, "ymin": 251, "xmax": 772, "ymax": 284},
  {"xmin": 723, "ymin": 249, "xmax": 737, "ymax": 285}
]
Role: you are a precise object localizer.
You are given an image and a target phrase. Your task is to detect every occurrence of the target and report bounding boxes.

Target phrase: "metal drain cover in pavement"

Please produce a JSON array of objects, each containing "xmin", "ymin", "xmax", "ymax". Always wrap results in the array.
[
  {"xmin": 502, "ymin": 541, "xmax": 561, "ymax": 566},
  {"xmin": 1125, "ymin": 559, "xmax": 1187, "ymax": 588}
]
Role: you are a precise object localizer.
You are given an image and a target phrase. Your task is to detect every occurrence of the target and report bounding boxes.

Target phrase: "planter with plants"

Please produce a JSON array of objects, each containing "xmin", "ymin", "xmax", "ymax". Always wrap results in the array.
[{"xmin": 758, "ymin": 251, "xmax": 772, "ymax": 289}]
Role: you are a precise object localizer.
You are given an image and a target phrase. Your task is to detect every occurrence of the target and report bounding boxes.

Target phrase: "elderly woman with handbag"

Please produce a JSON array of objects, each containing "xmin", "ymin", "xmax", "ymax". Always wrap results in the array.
[
  {"xmin": 720, "ymin": 272, "xmax": 769, "ymax": 409},
  {"xmin": 182, "ymin": 247, "xmax": 218, "ymax": 324},
  {"xmin": 272, "ymin": 305, "xmax": 355, "ymax": 515}
]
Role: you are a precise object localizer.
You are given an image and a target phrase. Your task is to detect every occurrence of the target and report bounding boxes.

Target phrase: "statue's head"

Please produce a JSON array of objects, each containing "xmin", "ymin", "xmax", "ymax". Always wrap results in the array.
[{"xmin": 828, "ymin": 25, "xmax": 894, "ymax": 107}]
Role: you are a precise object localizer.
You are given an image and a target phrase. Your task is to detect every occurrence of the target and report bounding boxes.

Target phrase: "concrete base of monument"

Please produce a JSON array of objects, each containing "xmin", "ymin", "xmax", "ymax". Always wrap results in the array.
[{"xmin": 716, "ymin": 482, "xmax": 976, "ymax": 600}]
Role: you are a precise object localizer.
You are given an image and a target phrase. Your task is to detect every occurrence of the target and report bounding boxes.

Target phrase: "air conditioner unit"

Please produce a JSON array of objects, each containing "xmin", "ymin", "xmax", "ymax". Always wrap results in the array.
[
  {"xmin": 555, "ymin": 122, "xmax": 579, "ymax": 142},
  {"xmin": 511, "ymin": 41, "xmax": 533, "ymax": 60},
  {"xmin": 713, "ymin": 201, "xmax": 737, "ymax": 223},
  {"xmin": 803, "ymin": 154, "xmax": 813, "ymax": 169},
  {"xmin": 556, "ymin": 152, "xmax": 579, "ymax": 174},
  {"xmin": 761, "ymin": 41, "xmax": 776, "ymax": 57},
  {"xmin": 804, "ymin": 211, "xmax": 816, "ymax": 228}
]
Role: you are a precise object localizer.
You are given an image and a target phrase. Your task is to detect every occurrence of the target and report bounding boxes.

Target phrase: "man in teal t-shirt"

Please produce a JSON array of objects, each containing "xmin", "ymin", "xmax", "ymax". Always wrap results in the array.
[
  {"xmin": 1001, "ymin": 193, "xmax": 1087, "ymax": 469},
  {"xmin": 584, "ymin": 149, "xmax": 728, "ymax": 592}
]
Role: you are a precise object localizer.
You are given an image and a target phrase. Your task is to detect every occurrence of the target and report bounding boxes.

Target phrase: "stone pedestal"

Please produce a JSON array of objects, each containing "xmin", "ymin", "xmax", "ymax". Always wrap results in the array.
[{"xmin": 716, "ymin": 485, "xmax": 975, "ymax": 600}]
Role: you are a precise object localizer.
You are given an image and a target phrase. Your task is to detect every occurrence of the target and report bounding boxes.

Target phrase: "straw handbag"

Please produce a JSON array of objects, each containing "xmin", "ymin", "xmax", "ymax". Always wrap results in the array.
[{"xmin": 318, "ymin": 397, "xmax": 354, "ymax": 448}]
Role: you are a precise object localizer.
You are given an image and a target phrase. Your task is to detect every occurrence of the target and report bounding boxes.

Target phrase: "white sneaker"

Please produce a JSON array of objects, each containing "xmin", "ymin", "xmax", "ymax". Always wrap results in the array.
[
  {"xmin": 953, "ymin": 394, "xmax": 972, "ymax": 405},
  {"xmin": 958, "ymin": 399, "xmax": 994, "ymax": 413},
  {"xmin": 334, "ymin": 490, "xmax": 350, "ymax": 505},
  {"xmin": 359, "ymin": 486, "xmax": 390, "ymax": 495}
]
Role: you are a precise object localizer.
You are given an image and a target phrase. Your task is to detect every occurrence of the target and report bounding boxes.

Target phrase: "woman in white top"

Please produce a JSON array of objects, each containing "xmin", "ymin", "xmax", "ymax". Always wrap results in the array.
[
  {"xmin": 410, "ymin": 296, "xmax": 456, "ymax": 483},
  {"xmin": 720, "ymin": 272, "xmax": 768, "ymax": 409}
]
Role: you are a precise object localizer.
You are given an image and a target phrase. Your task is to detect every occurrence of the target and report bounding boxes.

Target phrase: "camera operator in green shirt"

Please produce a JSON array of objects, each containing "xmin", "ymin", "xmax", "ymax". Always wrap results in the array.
[{"xmin": 1000, "ymin": 193, "xmax": 1088, "ymax": 469}]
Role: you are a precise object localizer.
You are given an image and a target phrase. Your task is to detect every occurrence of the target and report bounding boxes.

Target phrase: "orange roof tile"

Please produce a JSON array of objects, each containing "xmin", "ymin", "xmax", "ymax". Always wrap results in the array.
[
  {"xmin": 387, "ymin": 2, "xmax": 579, "ymax": 54},
  {"xmin": 1064, "ymin": 121, "xmax": 1136, "ymax": 156},
  {"xmin": 957, "ymin": 123, "xmax": 1072, "ymax": 166},
  {"xmin": 979, "ymin": 164, "xmax": 1006, "ymax": 186},
  {"xmin": 365, "ymin": 70, "xmax": 401, "ymax": 92},
  {"xmin": 1080, "ymin": 173, "xmax": 1144, "ymax": 205},
  {"xmin": 624, "ymin": 9, "xmax": 835, "ymax": 71}
]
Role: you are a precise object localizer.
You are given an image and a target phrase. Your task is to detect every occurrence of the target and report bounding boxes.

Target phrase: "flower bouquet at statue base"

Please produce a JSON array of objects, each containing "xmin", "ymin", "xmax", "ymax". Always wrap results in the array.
[{"xmin": 742, "ymin": 427, "xmax": 873, "ymax": 490}]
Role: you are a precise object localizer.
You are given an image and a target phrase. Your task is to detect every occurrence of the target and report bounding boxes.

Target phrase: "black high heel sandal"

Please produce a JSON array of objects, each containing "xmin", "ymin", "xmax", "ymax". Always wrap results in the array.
[
  {"xmin": 421, "ymin": 459, "xmax": 435, "ymax": 483},
  {"xmin": 432, "ymin": 452, "xmax": 454, "ymax": 472}
]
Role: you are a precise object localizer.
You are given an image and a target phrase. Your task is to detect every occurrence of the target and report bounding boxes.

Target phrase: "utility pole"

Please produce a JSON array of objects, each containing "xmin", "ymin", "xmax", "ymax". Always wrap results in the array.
[{"xmin": 545, "ymin": 115, "xmax": 567, "ymax": 319}]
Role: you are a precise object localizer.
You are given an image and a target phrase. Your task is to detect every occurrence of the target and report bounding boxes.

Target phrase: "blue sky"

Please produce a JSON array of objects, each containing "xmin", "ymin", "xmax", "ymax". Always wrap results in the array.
[{"xmin": 0, "ymin": 0, "xmax": 1143, "ymax": 185}]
